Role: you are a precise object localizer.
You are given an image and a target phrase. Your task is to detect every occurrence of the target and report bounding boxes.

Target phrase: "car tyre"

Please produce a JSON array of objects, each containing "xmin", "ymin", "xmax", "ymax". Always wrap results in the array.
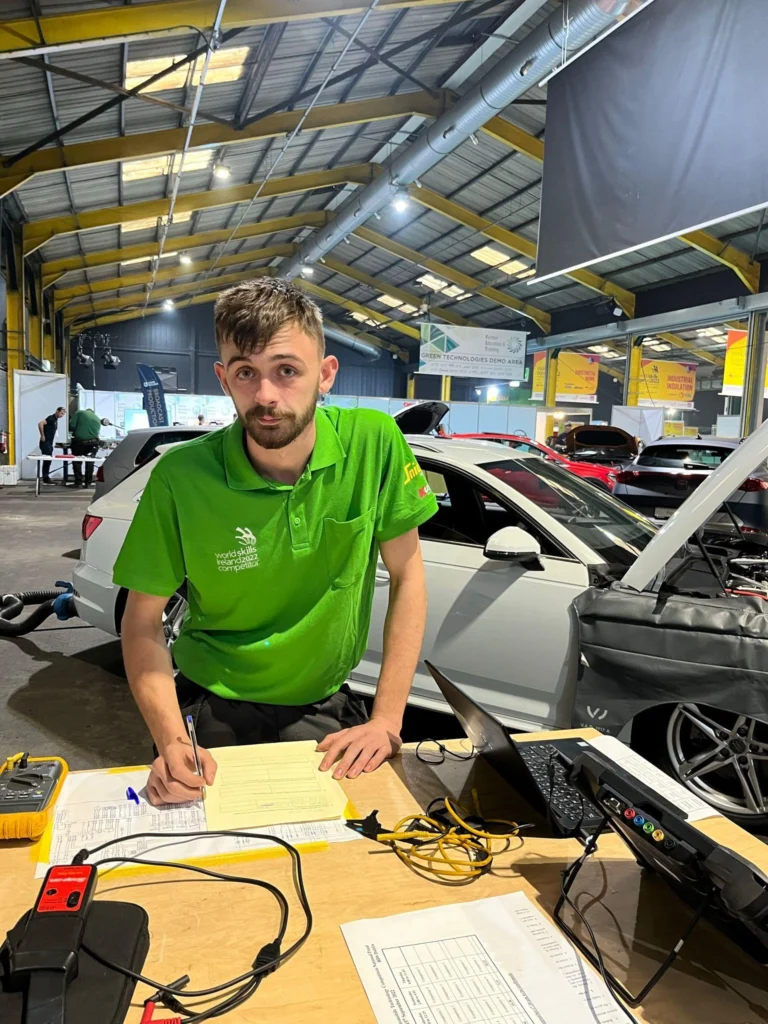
[{"xmin": 632, "ymin": 703, "xmax": 768, "ymax": 830}]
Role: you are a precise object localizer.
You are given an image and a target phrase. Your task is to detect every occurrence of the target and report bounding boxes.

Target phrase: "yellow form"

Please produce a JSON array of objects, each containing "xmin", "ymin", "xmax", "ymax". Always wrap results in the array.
[{"xmin": 205, "ymin": 740, "xmax": 349, "ymax": 831}]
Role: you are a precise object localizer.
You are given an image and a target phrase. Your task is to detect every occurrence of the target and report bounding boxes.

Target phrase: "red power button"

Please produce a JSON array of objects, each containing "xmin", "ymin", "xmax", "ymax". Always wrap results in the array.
[{"xmin": 36, "ymin": 866, "xmax": 94, "ymax": 913}]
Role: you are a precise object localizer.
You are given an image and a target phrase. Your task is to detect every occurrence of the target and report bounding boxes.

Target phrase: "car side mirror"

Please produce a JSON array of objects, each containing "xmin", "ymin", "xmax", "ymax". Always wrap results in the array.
[{"xmin": 484, "ymin": 526, "xmax": 542, "ymax": 565}]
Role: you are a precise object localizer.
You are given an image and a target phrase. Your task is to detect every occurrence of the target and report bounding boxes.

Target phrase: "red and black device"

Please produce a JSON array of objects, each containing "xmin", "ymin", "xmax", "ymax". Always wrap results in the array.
[
  {"xmin": 7, "ymin": 865, "xmax": 97, "ymax": 1024},
  {"xmin": 1, "ymin": 866, "xmax": 149, "ymax": 1024}
]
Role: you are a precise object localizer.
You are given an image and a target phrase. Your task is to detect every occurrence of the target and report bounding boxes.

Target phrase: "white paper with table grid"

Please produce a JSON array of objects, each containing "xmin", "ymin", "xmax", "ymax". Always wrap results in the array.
[{"xmin": 342, "ymin": 892, "xmax": 634, "ymax": 1024}]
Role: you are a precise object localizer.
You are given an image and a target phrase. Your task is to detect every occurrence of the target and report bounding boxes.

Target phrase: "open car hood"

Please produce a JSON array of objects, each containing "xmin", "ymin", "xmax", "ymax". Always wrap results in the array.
[
  {"xmin": 560, "ymin": 424, "xmax": 638, "ymax": 457},
  {"xmin": 621, "ymin": 420, "xmax": 768, "ymax": 592},
  {"xmin": 393, "ymin": 400, "xmax": 449, "ymax": 435}
]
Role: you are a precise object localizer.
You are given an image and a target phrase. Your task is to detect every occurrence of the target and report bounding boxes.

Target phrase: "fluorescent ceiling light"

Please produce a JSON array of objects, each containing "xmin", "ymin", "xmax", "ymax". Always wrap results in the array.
[
  {"xmin": 648, "ymin": 342, "xmax": 672, "ymax": 352},
  {"xmin": 179, "ymin": 254, "xmax": 193, "ymax": 266},
  {"xmin": 213, "ymin": 163, "xmax": 231, "ymax": 180},
  {"xmin": 588, "ymin": 344, "xmax": 611, "ymax": 353},
  {"xmin": 515, "ymin": 268, "xmax": 536, "ymax": 279},
  {"xmin": 398, "ymin": 303, "xmax": 418, "ymax": 315},
  {"xmin": 125, "ymin": 46, "xmax": 249, "ymax": 94},
  {"xmin": 696, "ymin": 326, "xmax": 724, "ymax": 337},
  {"xmin": 163, "ymin": 299, "xmax": 175, "ymax": 309},
  {"xmin": 498, "ymin": 259, "xmax": 529, "ymax": 276},
  {"xmin": 377, "ymin": 294, "xmax": 403, "ymax": 308},
  {"xmin": 119, "ymin": 251, "xmax": 177, "ymax": 267},
  {"xmin": 441, "ymin": 285, "xmax": 471, "ymax": 300},
  {"xmin": 350, "ymin": 311, "xmax": 380, "ymax": 327}
]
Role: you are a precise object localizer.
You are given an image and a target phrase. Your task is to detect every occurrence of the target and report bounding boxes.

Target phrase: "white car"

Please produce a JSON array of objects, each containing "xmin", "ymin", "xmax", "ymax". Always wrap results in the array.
[{"xmin": 73, "ymin": 403, "xmax": 768, "ymax": 825}]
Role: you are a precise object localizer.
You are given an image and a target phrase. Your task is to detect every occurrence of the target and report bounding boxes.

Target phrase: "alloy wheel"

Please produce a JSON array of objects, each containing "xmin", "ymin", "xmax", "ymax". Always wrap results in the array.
[{"xmin": 666, "ymin": 703, "xmax": 768, "ymax": 817}]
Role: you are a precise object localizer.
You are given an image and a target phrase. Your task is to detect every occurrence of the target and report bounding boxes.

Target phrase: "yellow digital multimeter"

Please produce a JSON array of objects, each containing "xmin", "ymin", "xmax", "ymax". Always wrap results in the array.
[{"xmin": 0, "ymin": 752, "xmax": 68, "ymax": 840}]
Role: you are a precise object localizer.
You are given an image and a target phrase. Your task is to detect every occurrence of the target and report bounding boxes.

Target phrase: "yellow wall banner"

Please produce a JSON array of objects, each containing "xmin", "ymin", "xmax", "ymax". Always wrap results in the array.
[
  {"xmin": 531, "ymin": 351, "xmax": 598, "ymax": 403},
  {"xmin": 638, "ymin": 359, "xmax": 696, "ymax": 408},
  {"xmin": 722, "ymin": 328, "xmax": 768, "ymax": 397},
  {"xmin": 555, "ymin": 351, "xmax": 599, "ymax": 404},
  {"xmin": 531, "ymin": 351, "xmax": 546, "ymax": 401}
]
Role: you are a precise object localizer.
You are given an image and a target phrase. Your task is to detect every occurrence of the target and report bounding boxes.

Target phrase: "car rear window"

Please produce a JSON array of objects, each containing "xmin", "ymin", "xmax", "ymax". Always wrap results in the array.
[
  {"xmin": 134, "ymin": 430, "xmax": 207, "ymax": 466},
  {"xmin": 569, "ymin": 428, "xmax": 628, "ymax": 447},
  {"xmin": 637, "ymin": 444, "xmax": 733, "ymax": 468}
]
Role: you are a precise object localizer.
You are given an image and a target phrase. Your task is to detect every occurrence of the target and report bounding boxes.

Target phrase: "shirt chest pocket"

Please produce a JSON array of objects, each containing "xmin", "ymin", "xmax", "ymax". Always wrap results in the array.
[{"xmin": 323, "ymin": 510, "xmax": 374, "ymax": 588}]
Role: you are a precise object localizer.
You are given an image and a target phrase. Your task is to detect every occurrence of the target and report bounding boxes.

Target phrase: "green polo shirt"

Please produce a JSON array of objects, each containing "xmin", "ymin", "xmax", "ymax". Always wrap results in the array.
[
  {"xmin": 70, "ymin": 409, "xmax": 101, "ymax": 441},
  {"xmin": 112, "ymin": 407, "xmax": 438, "ymax": 705}
]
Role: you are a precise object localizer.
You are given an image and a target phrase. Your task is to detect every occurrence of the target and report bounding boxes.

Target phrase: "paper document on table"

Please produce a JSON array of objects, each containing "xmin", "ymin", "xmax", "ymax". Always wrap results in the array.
[
  {"xmin": 586, "ymin": 734, "xmax": 721, "ymax": 822},
  {"xmin": 342, "ymin": 892, "xmax": 636, "ymax": 1024},
  {"xmin": 36, "ymin": 764, "xmax": 357, "ymax": 878},
  {"xmin": 204, "ymin": 740, "xmax": 349, "ymax": 830}
]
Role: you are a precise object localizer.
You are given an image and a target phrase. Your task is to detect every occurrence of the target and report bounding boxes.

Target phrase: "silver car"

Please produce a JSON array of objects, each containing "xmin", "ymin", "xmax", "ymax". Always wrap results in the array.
[
  {"xmin": 93, "ymin": 426, "xmax": 213, "ymax": 500},
  {"xmin": 613, "ymin": 435, "xmax": 768, "ymax": 537}
]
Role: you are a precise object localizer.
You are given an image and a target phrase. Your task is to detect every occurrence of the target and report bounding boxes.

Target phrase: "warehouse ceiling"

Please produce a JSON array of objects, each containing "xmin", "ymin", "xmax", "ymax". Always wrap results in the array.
[{"xmin": 0, "ymin": 0, "xmax": 763, "ymax": 371}]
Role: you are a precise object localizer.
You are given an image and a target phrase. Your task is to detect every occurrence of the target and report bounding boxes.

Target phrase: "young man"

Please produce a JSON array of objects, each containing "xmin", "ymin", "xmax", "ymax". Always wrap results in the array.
[
  {"xmin": 69, "ymin": 406, "xmax": 102, "ymax": 488},
  {"xmin": 115, "ymin": 278, "xmax": 438, "ymax": 806},
  {"xmin": 37, "ymin": 406, "xmax": 65, "ymax": 484}
]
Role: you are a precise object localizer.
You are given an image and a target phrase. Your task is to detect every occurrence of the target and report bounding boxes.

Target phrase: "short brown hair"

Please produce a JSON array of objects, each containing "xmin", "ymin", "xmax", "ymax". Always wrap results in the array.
[{"xmin": 214, "ymin": 277, "xmax": 324, "ymax": 355}]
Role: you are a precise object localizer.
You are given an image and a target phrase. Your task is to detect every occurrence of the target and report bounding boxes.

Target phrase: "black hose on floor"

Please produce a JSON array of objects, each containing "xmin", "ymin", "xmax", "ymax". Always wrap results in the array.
[{"xmin": 0, "ymin": 587, "xmax": 71, "ymax": 637}]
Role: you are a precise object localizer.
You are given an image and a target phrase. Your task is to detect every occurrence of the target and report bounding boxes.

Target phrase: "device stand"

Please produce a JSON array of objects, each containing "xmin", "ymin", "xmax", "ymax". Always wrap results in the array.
[{"xmin": 553, "ymin": 816, "xmax": 710, "ymax": 1008}]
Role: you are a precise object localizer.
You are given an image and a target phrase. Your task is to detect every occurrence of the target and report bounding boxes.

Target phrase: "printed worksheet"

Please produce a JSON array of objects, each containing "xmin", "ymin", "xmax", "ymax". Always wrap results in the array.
[
  {"xmin": 342, "ymin": 893, "xmax": 635, "ymax": 1024},
  {"xmin": 205, "ymin": 740, "xmax": 349, "ymax": 830},
  {"xmin": 586, "ymin": 734, "xmax": 722, "ymax": 822},
  {"xmin": 36, "ymin": 764, "xmax": 356, "ymax": 878}
]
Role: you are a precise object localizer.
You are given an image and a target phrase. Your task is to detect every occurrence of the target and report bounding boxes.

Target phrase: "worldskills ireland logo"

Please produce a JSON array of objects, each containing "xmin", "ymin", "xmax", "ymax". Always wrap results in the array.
[{"xmin": 215, "ymin": 526, "xmax": 259, "ymax": 573}]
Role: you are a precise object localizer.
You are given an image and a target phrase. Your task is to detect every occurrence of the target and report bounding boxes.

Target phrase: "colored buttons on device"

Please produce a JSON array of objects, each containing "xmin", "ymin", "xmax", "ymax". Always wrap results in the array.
[
  {"xmin": 653, "ymin": 829, "xmax": 665, "ymax": 842},
  {"xmin": 643, "ymin": 822, "xmax": 655, "ymax": 834},
  {"xmin": 633, "ymin": 815, "xmax": 645, "ymax": 826}
]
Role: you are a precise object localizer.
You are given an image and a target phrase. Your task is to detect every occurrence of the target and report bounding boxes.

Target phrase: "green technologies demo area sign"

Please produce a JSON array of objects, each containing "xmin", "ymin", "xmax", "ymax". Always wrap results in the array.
[{"xmin": 419, "ymin": 324, "xmax": 527, "ymax": 380}]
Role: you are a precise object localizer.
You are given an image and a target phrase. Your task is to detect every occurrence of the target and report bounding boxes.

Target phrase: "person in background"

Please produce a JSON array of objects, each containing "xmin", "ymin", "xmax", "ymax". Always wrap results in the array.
[
  {"xmin": 37, "ymin": 406, "xmax": 65, "ymax": 485},
  {"xmin": 197, "ymin": 414, "xmax": 206, "ymax": 426},
  {"xmin": 70, "ymin": 407, "xmax": 102, "ymax": 488}
]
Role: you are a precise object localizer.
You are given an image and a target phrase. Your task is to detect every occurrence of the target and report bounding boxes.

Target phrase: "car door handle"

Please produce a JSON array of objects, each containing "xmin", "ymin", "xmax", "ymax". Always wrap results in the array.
[{"xmin": 375, "ymin": 570, "xmax": 390, "ymax": 585}]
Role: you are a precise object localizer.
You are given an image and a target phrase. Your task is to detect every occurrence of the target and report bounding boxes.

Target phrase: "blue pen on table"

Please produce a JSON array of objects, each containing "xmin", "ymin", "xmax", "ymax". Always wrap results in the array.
[
  {"xmin": 186, "ymin": 713, "xmax": 206, "ymax": 801},
  {"xmin": 126, "ymin": 787, "xmax": 139, "ymax": 805}
]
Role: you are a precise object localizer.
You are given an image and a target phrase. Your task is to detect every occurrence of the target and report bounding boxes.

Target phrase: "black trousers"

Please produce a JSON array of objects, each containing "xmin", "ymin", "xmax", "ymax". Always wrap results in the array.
[
  {"xmin": 175, "ymin": 673, "xmax": 369, "ymax": 748},
  {"xmin": 71, "ymin": 439, "xmax": 99, "ymax": 486},
  {"xmin": 39, "ymin": 441, "xmax": 53, "ymax": 481}
]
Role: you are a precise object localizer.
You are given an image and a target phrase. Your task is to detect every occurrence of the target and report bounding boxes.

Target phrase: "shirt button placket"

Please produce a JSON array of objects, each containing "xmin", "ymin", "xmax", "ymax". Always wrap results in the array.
[{"xmin": 288, "ymin": 495, "xmax": 309, "ymax": 549}]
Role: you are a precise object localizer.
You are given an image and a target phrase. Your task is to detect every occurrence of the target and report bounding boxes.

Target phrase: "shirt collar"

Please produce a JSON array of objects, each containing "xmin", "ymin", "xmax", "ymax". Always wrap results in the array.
[{"xmin": 223, "ymin": 408, "xmax": 346, "ymax": 491}]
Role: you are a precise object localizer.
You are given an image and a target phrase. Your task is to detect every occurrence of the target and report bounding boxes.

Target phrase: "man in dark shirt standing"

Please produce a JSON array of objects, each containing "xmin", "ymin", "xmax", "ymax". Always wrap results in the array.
[
  {"xmin": 70, "ymin": 407, "xmax": 102, "ymax": 488},
  {"xmin": 37, "ymin": 406, "xmax": 65, "ymax": 484}
]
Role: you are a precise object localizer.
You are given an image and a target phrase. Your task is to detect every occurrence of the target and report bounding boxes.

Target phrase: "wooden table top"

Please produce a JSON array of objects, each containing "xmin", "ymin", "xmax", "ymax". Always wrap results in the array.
[{"xmin": 1, "ymin": 728, "xmax": 766, "ymax": 1023}]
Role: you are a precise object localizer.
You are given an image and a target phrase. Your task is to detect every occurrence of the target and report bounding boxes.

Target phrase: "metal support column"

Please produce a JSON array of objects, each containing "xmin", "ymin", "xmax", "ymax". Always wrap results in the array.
[
  {"xmin": 406, "ymin": 374, "xmax": 416, "ymax": 400},
  {"xmin": 739, "ymin": 311, "xmax": 768, "ymax": 437},
  {"xmin": 624, "ymin": 337, "xmax": 642, "ymax": 407},
  {"xmin": 28, "ymin": 267, "xmax": 43, "ymax": 363},
  {"xmin": 440, "ymin": 376, "xmax": 451, "ymax": 402},
  {"xmin": 543, "ymin": 350, "xmax": 559, "ymax": 442},
  {"xmin": 5, "ymin": 232, "xmax": 25, "ymax": 465}
]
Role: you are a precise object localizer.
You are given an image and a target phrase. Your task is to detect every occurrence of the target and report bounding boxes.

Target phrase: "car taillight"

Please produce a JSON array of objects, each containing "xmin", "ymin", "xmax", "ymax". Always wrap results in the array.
[
  {"xmin": 614, "ymin": 470, "xmax": 639, "ymax": 483},
  {"xmin": 81, "ymin": 514, "xmax": 103, "ymax": 541},
  {"xmin": 739, "ymin": 477, "xmax": 768, "ymax": 492},
  {"xmin": 95, "ymin": 465, "xmax": 104, "ymax": 482}
]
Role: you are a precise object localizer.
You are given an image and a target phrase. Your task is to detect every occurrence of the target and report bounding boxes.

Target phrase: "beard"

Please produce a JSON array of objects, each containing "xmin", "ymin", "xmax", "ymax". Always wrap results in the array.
[{"xmin": 241, "ymin": 391, "xmax": 318, "ymax": 450}]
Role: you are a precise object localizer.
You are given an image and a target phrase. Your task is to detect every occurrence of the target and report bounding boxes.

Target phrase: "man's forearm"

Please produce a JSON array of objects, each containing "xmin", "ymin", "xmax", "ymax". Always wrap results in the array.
[
  {"xmin": 372, "ymin": 569, "xmax": 427, "ymax": 731},
  {"xmin": 122, "ymin": 619, "xmax": 185, "ymax": 753}
]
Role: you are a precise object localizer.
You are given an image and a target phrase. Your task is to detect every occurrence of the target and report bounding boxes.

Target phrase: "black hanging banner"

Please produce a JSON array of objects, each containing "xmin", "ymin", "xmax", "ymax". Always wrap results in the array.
[
  {"xmin": 136, "ymin": 363, "xmax": 169, "ymax": 427},
  {"xmin": 536, "ymin": 0, "xmax": 768, "ymax": 281}
]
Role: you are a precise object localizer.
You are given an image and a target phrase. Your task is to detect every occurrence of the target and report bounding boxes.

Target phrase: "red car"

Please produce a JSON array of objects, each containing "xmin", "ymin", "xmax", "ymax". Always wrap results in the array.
[{"xmin": 450, "ymin": 433, "xmax": 617, "ymax": 491}]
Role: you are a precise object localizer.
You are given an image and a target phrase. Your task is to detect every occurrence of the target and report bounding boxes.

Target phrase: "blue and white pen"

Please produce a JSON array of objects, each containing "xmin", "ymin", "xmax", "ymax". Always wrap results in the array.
[{"xmin": 186, "ymin": 713, "xmax": 206, "ymax": 801}]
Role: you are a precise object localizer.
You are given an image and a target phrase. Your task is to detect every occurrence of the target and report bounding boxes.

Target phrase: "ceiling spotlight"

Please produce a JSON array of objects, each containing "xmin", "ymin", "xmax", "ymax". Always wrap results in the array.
[
  {"xmin": 179, "ymin": 254, "xmax": 193, "ymax": 266},
  {"xmin": 469, "ymin": 133, "xmax": 479, "ymax": 146},
  {"xmin": 76, "ymin": 349, "xmax": 93, "ymax": 367},
  {"xmin": 392, "ymin": 192, "xmax": 410, "ymax": 213},
  {"xmin": 612, "ymin": 305, "xmax": 624, "ymax": 317},
  {"xmin": 508, "ymin": 380, "xmax": 521, "ymax": 388},
  {"xmin": 163, "ymin": 299, "xmax": 175, "ymax": 310},
  {"xmin": 475, "ymin": 388, "xmax": 481, "ymax": 395},
  {"xmin": 102, "ymin": 349, "xmax": 120, "ymax": 369},
  {"xmin": 213, "ymin": 163, "xmax": 231, "ymax": 180},
  {"xmin": 301, "ymin": 265, "xmax": 314, "ymax": 276}
]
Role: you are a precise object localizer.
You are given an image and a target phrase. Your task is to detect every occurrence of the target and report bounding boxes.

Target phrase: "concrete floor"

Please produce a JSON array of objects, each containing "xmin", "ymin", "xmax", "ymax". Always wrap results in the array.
[{"xmin": 0, "ymin": 482, "xmax": 459, "ymax": 771}]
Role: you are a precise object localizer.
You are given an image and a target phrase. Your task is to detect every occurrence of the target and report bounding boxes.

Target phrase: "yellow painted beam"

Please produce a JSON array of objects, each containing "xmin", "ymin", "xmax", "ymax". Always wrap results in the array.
[
  {"xmin": 43, "ymin": 212, "xmax": 328, "ymax": 286},
  {"xmin": 322, "ymin": 256, "xmax": 471, "ymax": 329},
  {"xmin": 301, "ymin": 281, "xmax": 420, "ymax": 342},
  {"xmin": 656, "ymin": 331, "xmax": 724, "ymax": 367},
  {"xmin": 626, "ymin": 340, "xmax": 643, "ymax": 407},
  {"xmin": 0, "ymin": 0, "xmax": 467, "ymax": 57},
  {"xmin": 25, "ymin": 165, "xmax": 376, "ymax": 254},
  {"xmin": 440, "ymin": 376, "xmax": 451, "ymax": 401},
  {"xmin": 0, "ymin": 92, "xmax": 444, "ymax": 197},
  {"xmin": 678, "ymin": 230, "xmax": 761, "ymax": 294},
  {"xmin": 352, "ymin": 225, "xmax": 551, "ymax": 332},
  {"xmin": 406, "ymin": 375, "xmax": 416, "ymax": 399},
  {"xmin": 480, "ymin": 117, "xmax": 544, "ymax": 162},
  {"xmin": 55, "ymin": 244, "xmax": 294, "ymax": 303},
  {"xmin": 64, "ymin": 267, "xmax": 272, "ymax": 322},
  {"xmin": 73, "ymin": 290, "xmax": 229, "ymax": 332},
  {"xmin": 414, "ymin": 187, "xmax": 637, "ymax": 317},
  {"xmin": 544, "ymin": 351, "xmax": 558, "ymax": 407}
]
